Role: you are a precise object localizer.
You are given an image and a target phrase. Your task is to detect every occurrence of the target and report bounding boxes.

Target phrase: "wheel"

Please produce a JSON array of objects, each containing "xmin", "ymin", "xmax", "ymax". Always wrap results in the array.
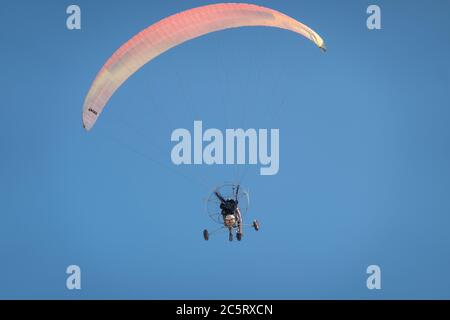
[
  {"xmin": 229, "ymin": 232, "xmax": 233, "ymax": 242},
  {"xmin": 253, "ymin": 219, "xmax": 260, "ymax": 231},
  {"xmin": 203, "ymin": 229, "xmax": 209, "ymax": 241},
  {"xmin": 236, "ymin": 232, "xmax": 242, "ymax": 241}
]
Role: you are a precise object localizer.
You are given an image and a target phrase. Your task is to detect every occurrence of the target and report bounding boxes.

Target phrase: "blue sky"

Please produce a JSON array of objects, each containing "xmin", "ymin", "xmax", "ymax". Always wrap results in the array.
[{"xmin": 1, "ymin": 0, "xmax": 450, "ymax": 299}]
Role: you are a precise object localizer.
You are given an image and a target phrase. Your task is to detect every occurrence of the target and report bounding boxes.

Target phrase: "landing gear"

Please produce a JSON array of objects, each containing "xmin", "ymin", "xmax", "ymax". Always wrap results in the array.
[
  {"xmin": 236, "ymin": 232, "xmax": 242, "ymax": 241},
  {"xmin": 229, "ymin": 231, "xmax": 233, "ymax": 242},
  {"xmin": 252, "ymin": 219, "xmax": 260, "ymax": 231},
  {"xmin": 203, "ymin": 229, "xmax": 209, "ymax": 241}
]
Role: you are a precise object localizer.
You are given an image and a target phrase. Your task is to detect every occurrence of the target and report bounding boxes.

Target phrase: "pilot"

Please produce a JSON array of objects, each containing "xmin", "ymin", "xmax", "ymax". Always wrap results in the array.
[{"xmin": 220, "ymin": 199, "xmax": 243, "ymax": 240}]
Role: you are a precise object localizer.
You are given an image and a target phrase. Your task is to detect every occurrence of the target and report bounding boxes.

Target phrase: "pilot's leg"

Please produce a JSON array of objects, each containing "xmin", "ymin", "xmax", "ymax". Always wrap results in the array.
[{"xmin": 236, "ymin": 208, "xmax": 243, "ymax": 236}]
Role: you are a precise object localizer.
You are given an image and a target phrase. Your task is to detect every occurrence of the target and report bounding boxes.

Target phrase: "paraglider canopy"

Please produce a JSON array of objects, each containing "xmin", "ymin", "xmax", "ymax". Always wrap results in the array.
[{"xmin": 82, "ymin": 3, "xmax": 326, "ymax": 131}]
